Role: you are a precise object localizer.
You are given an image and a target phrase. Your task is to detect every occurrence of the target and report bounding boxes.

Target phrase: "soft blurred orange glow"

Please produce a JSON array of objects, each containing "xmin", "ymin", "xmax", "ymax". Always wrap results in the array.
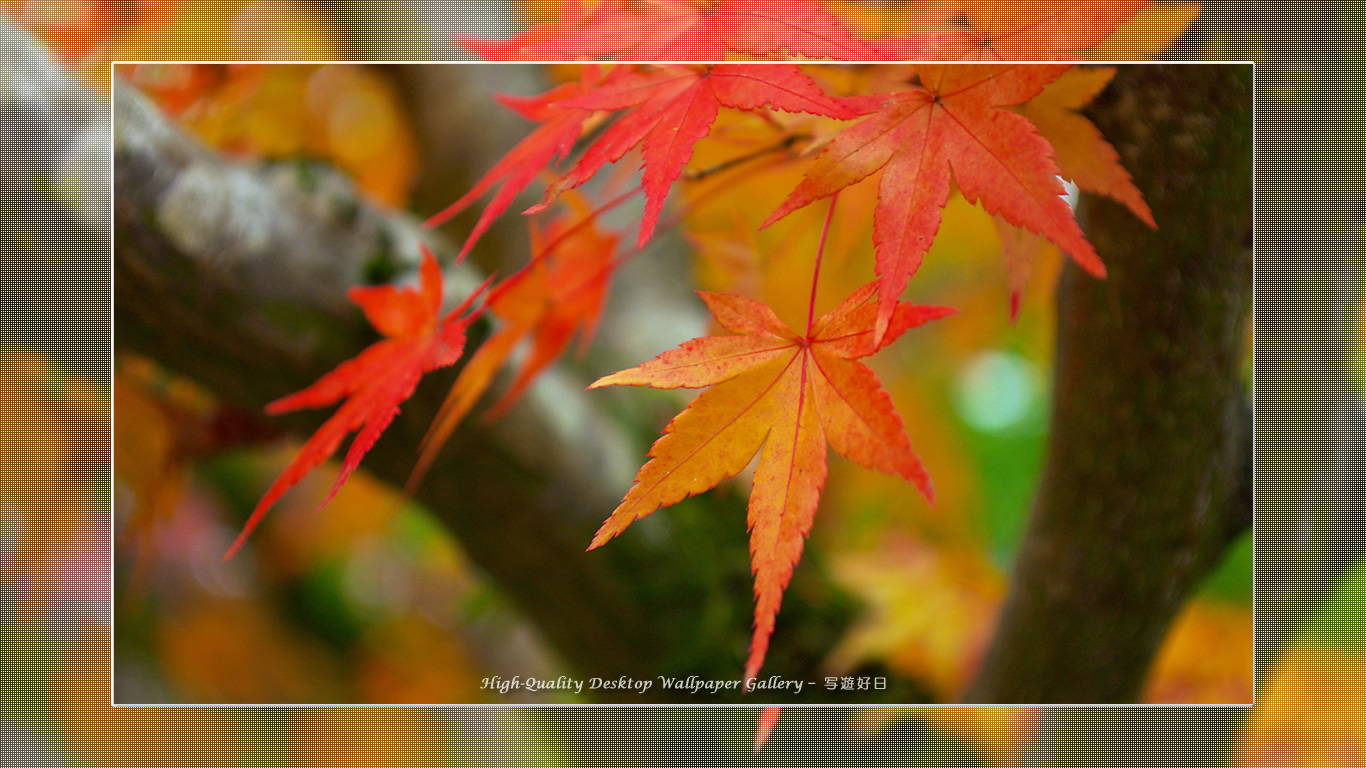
[
  {"xmin": 120, "ymin": 63, "xmax": 418, "ymax": 207},
  {"xmin": 356, "ymin": 617, "xmax": 480, "ymax": 704},
  {"xmin": 1238, "ymin": 644, "xmax": 1366, "ymax": 768},
  {"xmin": 157, "ymin": 597, "xmax": 341, "ymax": 702},
  {"xmin": 1144, "ymin": 599, "xmax": 1254, "ymax": 704},
  {"xmin": 5, "ymin": 1, "xmax": 340, "ymax": 88}
]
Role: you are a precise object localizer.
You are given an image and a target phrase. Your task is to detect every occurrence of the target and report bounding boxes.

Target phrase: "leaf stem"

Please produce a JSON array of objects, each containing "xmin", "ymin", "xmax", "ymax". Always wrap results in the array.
[
  {"xmin": 807, "ymin": 192, "xmax": 839, "ymax": 337},
  {"xmin": 490, "ymin": 182, "xmax": 645, "ymax": 298},
  {"xmin": 682, "ymin": 134, "xmax": 808, "ymax": 182},
  {"xmin": 553, "ymin": 180, "xmax": 714, "ymax": 308},
  {"xmin": 536, "ymin": 182, "xmax": 644, "ymax": 263}
]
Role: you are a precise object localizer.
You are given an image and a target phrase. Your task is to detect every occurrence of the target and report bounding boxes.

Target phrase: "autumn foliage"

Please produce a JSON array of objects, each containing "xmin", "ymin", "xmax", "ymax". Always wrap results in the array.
[
  {"xmin": 457, "ymin": 0, "xmax": 1202, "ymax": 62},
  {"xmin": 203, "ymin": 57, "xmax": 1173, "ymax": 691}
]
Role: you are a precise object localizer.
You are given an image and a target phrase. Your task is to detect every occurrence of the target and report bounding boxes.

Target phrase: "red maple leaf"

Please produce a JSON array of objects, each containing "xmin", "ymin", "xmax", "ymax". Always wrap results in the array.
[
  {"xmin": 764, "ymin": 64, "xmax": 1104, "ymax": 344},
  {"xmin": 588, "ymin": 282, "xmax": 954, "ymax": 685},
  {"xmin": 424, "ymin": 66, "xmax": 613, "ymax": 260},
  {"xmin": 543, "ymin": 64, "xmax": 857, "ymax": 248},
  {"xmin": 224, "ymin": 247, "xmax": 488, "ymax": 559},
  {"xmin": 867, "ymin": 0, "xmax": 1157, "ymax": 60},
  {"xmin": 459, "ymin": 0, "xmax": 871, "ymax": 61}
]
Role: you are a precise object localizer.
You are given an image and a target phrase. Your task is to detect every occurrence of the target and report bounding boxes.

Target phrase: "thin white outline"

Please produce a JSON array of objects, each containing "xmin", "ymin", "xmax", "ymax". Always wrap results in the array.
[{"xmin": 106, "ymin": 58, "xmax": 1256, "ymax": 705}]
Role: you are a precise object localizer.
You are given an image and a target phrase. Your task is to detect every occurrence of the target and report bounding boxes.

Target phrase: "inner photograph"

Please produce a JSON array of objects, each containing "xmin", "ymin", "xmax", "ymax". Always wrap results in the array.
[{"xmin": 111, "ymin": 62, "xmax": 1253, "ymax": 706}]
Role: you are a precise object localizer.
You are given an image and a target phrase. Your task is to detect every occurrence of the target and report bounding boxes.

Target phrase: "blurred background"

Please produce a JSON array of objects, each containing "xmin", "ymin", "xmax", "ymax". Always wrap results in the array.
[{"xmin": 0, "ymin": 1, "xmax": 1357, "ymax": 766}]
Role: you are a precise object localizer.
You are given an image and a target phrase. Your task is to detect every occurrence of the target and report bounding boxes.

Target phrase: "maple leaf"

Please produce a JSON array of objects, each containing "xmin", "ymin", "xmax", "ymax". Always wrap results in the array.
[
  {"xmin": 410, "ymin": 194, "xmax": 621, "ymax": 489},
  {"xmin": 764, "ymin": 64, "xmax": 1104, "ymax": 344},
  {"xmin": 459, "ymin": 0, "xmax": 871, "ymax": 61},
  {"xmin": 544, "ymin": 64, "xmax": 857, "ymax": 248},
  {"xmin": 994, "ymin": 213, "xmax": 1051, "ymax": 322},
  {"xmin": 224, "ymin": 247, "xmax": 489, "ymax": 560},
  {"xmin": 866, "ymin": 0, "xmax": 1167, "ymax": 60},
  {"xmin": 424, "ymin": 66, "xmax": 611, "ymax": 260},
  {"xmin": 588, "ymin": 282, "xmax": 955, "ymax": 684}
]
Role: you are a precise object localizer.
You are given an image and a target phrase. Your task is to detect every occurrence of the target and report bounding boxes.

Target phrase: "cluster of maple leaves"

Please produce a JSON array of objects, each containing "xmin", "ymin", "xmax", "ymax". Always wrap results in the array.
[
  {"xmin": 457, "ymin": 0, "xmax": 1198, "ymax": 61},
  {"xmin": 226, "ymin": 61, "xmax": 1155, "ymax": 694}
]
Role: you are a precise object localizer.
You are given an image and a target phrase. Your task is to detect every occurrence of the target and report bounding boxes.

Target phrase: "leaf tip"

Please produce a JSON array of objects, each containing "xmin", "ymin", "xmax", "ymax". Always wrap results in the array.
[
  {"xmin": 758, "ymin": 207, "xmax": 786, "ymax": 231},
  {"xmin": 754, "ymin": 707, "xmax": 781, "ymax": 754},
  {"xmin": 221, "ymin": 541, "xmax": 242, "ymax": 562}
]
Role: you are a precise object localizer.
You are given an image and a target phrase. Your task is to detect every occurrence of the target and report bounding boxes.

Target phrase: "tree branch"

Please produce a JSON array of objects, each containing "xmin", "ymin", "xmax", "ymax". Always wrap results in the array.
[
  {"xmin": 0, "ymin": 19, "xmax": 110, "ymax": 383},
  {"xmin": 108, "ymin": 67, "xmax": 706, "ymax": 694},
  {"xmin": 965, "ymin": 65, "xmax": 1254, "ymax": 705}
]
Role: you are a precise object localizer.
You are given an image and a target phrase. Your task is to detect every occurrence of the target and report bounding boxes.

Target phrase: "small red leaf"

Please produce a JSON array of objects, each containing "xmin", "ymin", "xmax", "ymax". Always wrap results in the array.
[{"xmin": 225, "ymin": 247, "xmax": 488, "ymax": 560}]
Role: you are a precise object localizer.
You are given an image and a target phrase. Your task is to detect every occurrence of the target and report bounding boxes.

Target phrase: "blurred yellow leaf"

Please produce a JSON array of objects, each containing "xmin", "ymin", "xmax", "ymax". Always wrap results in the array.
[
  {"xmin": 1083, "ymin": 3, "xmax": 1203, "ymax": 60},
  {"xmin": 58, "ymin": 651, "xmax": 238, "ymax": 766},
  {"xmin": 827, "ymin": 538, "xmax": 1004, "ymax": 700},
  {"xmin": 923, "ymin": 708, "xmax": 1040, "ymax": 766},
  {"xmin": 113, "ymin": 375, "xmax": 188, "ymax": 537},
  {"xmin": 8, "ymin": 1, "xmax": 340, "ymax": 89},
  {"xmin": 140, "ymin": 63, "xmax": 419, "ymax": 208},
  {"xmin": 261, "ymin": 461, "xmax": 409, "ymax": 575},
  {"xmin": 1237, "ymin": 644, "xmax": 1366, "ymax": 767}
]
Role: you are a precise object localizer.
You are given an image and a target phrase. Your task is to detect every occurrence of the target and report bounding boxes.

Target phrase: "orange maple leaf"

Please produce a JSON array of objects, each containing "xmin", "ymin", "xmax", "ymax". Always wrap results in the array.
[
  {"xmin": 225, "ymin": 247, "xmax": 488, "ymax": 559},
  {"xmin": 409, "ymin": 194, "xmax": 621, "ymax": 489},
  {"xmin": 764, "ymin": 64, "xmax": 1104, "ymax": 345},
  {"xmin": 588, "ymin": 281, "xmax": 954, "ymax": 684},
  {"xmin": 1019, "ymin": 65, "xmax": 1154, "ymax": 227},
  {"xmin": 997, "ymin": 65, "xmax": 1155, "ymax": 319}
]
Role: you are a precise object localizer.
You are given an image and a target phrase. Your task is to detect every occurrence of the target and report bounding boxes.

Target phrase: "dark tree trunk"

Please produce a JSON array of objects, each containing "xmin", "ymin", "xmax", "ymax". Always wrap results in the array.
[{"xmin": 966, "ymin": 64, "xmax": 1254, "ymax": 704}]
